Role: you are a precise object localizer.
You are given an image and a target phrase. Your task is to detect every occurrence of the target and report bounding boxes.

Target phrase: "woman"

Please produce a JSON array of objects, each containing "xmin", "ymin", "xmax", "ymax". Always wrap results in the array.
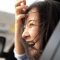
[{"xmin": 14, "ymin": 0, "xmax": 60, "ymax": 60}]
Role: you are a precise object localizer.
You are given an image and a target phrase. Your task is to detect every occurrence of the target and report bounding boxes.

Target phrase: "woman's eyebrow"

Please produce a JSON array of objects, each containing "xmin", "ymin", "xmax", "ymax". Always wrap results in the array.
[{"xmin": 27, "ymin": 20, "xmax": 36, "ymax": 23}]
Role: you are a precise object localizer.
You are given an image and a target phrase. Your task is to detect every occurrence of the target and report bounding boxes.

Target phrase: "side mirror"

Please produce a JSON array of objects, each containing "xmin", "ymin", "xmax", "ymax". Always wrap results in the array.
[{"xmin": 0, "ymin": 36, "xmax": 6, "ymax": 56}]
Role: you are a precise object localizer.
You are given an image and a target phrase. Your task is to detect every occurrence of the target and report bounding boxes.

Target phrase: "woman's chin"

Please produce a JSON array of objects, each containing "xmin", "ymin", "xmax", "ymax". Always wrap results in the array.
[{"xmin": 28, "ymin": 47, "xmax": 39, "ymax": 56}]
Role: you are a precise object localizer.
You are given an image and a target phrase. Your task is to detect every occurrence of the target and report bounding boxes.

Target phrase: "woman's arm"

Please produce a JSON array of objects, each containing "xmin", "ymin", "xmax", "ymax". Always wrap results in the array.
[{"xmin": 14, "ymin": 0, "xmax": 28, "ymax": 54}]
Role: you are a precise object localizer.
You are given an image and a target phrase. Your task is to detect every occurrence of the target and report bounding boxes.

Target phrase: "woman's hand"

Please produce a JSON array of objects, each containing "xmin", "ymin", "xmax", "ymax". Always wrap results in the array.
[
  {"xmin": 15, "ymin": 0, "xmax": 27, "ymax": 25},
  {"xmin": 14, "ymin": 0, "xmax": 28, "ymax": 54}
]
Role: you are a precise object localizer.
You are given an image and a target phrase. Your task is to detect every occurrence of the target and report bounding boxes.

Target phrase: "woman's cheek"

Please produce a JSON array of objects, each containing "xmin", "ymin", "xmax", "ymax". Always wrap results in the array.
[{"xmin": 29, "ymin": 27, "xmax": 39, "ymax": 37}]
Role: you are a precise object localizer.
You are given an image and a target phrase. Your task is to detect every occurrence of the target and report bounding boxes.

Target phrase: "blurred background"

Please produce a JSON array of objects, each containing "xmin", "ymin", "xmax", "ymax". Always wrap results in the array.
[{"xmin": 0, "ymin": 0, "xmax": 15, "ymax": 60}]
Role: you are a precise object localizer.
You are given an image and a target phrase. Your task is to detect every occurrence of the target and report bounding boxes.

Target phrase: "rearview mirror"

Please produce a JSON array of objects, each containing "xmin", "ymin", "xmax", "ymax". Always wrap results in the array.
[{"xmin": 0, "ymin": 36, "xmax": 6, "ymax": 56}]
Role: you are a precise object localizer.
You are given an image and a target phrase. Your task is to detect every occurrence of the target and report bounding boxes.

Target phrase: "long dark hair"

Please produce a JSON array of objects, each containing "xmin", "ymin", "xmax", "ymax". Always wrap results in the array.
[{"xmin": 22, "ymin": 1, "xmax": 60, "ymax": 60}]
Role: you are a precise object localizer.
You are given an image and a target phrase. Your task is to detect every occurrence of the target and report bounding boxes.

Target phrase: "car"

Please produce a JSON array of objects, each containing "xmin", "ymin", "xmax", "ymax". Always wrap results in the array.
[
  {"xmin": 0, "ymin": 24, "xmax": 8, "ymax": 33},
  {"xmin": 0, "ymin": 36, "xmax": 16, "ymax": 60}
]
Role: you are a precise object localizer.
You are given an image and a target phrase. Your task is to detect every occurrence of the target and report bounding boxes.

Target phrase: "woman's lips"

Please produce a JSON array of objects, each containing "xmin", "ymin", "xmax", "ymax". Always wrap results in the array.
[{"xmin": 26, "ymin": 40, "xmax": 35, "ymax": 47}]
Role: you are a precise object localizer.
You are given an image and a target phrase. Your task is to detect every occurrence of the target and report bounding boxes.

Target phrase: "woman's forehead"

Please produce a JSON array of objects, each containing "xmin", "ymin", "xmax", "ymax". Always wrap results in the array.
[
  {"xmin": 25, "ymin": 8, "xmax": 39, "ymax": 23},
  {"xmin": 28, "ymin": 8, "xmax": 39, "ymax": 15}
]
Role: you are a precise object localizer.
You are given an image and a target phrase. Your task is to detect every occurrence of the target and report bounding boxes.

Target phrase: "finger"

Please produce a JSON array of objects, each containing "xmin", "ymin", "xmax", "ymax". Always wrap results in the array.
[
  {"xmin": 15, "ymin": 0, "xmax": 26, "ymax": 8},
  {"xmin": 15, "ymin": 14, "xmax": 26, "ymax": 24},
  {"xmin": 15, "ymin": 5, "xmax": 28, "ymax": 15},
  {"xmin": 20, "ymin": 0, "xmax": 26, "ymax": 6},
  {"xmin": 19, "ymin": 0, "xmax": 26, "ymax": 5}
]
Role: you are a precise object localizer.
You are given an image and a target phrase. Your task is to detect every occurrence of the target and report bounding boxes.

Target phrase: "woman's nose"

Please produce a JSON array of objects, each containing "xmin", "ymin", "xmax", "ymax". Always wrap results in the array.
[{"xmin": 22, "ymin": 29, "xmax": 29, "ymax": 39}]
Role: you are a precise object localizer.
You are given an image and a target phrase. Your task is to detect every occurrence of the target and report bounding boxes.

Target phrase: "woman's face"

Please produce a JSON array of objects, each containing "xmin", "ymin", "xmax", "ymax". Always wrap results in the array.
[{"xmin": 22, "ymin": 8, "xmax": 41, "ymax": 58}]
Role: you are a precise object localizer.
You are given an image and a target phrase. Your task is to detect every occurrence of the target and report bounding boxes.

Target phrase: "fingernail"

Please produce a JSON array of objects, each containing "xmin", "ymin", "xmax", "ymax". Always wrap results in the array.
[{"xmin": 21, "ymin": 2, "xmax": 24, "ymax": 6}]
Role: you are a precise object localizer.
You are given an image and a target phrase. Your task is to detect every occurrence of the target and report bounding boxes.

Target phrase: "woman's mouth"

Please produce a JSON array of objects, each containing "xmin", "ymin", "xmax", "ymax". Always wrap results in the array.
[{"xmin": 26, "ymin": 40, "xmax": 35, "ymax": 47}]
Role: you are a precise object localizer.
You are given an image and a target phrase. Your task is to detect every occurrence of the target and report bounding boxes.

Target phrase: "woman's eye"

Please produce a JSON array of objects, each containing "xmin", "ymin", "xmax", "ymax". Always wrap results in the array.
[
  {"xmin": 30, "ymin": 24, "xmax": 34, "ymax": 26},
  {"xmin": 28, "ymin": 23, "xmax": 35, "ymax": 27}
]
